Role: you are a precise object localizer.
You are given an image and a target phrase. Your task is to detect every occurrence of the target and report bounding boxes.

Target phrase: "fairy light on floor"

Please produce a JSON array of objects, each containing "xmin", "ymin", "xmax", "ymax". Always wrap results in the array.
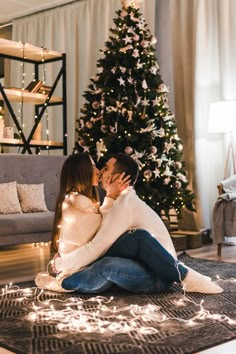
[{"xmin": 1, "ymin": 281, "xmax": 235, "ymax": 336}]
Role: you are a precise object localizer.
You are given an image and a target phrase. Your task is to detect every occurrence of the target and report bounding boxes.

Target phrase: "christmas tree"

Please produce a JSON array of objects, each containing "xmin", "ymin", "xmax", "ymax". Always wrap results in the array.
[{"xmin": 74, "ymin": 0, "xmax": 195, "ymax": 219}]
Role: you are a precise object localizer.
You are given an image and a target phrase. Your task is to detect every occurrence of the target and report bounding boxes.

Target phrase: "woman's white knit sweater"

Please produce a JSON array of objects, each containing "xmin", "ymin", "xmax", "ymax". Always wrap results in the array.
[{"xmin": 58, "ymin": 192, "xmax": 102, "ymax": 256}]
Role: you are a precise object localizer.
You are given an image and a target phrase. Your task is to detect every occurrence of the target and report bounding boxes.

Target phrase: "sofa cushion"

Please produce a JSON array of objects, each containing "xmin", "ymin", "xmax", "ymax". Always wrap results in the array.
[
  {"xmin": 17, "ymin": 183, "xmax": 48, "ymax": 213},
  {"xmin": 0, "ymin": 211, "xmax": 54, "ymax": 235},
  {"xmin": 0, "ymin": 181, "xmax": 22, "ymax": 214}
]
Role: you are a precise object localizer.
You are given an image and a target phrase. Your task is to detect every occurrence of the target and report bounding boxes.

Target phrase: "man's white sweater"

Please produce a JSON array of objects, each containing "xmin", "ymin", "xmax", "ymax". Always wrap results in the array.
[{"xmin": 55, "ymin": 187, "xmax": 177, "ymax": 275}]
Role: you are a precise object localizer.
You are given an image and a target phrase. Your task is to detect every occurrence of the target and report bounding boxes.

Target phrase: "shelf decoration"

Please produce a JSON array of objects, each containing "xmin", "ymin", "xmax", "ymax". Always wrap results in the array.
[{"xmin": 0, "ymin": 38, "xmax": 67, "ymax": 154}]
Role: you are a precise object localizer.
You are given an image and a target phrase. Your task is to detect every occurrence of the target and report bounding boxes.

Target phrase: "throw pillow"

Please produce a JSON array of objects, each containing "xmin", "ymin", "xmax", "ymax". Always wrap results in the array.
[
  {"xmin": 0, "ymin": 181, "xmax": 22, "ymax": 214},
  {"xmin": 17, "ymin": 183, "xmax": 48, "ymax": 213}
]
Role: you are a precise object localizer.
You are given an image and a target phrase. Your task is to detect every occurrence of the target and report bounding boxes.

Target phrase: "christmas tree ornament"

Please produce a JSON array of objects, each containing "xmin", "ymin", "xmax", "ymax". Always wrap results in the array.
[
  {"xmin": 124, "ymin": 146, "xmax": 133, "ymax": 155},
  {"xmin": 154, "ymin": 167, "xmax": 160, "ymax": 178},
  {"xmin": 132, "ymin": 49, "xmax": 140, "ymax": 58},
  {"xmin": 142, "ymin": 97, "xmax": 150, "ymax": 106},
  {"xmin": 140, "ymin": 112, "xmax": 146, "ymax": 120},
  {"xmin": 92, "ymin": 101, "xmax": 100, "ymax": 109},
  {"xmin": 101, "ymin": 125, "xmax": 108, "ymax": 133},
  {"xmin": 142, "ymin": 80, "xmax": 148, "ymax": 89},
  {"xmin": 164, "ymin": 177, "xmax": 171, "ymax": 185},
  {"xmin": 78, "ymin": 139, "xmax": 85, "ymax": 146},
  {"xmin": 127, "ymin": 110, "xmax": 133, "ymax": 122},
  {"xmin": 118, "ymin": 77, "xmax": 125, "ymax": 86},
  {"xmin": 175, "ymin": 181, "xmax": 182, "ymax": 189},
  {"xmin": 150, "ymin": 146, "xmax": 157, "ymax": 154},
  {"xmin": 86, "ymin": 121, "xmax": 93, "ymax": 129},
  {"xmin": 175, "ymin": 161, "xmax": 182, "ymax": 169},
  {"xmin": 110, "ymin": 123, "xmax": 118, "ymax": 134},
  {"xmin": 152, "ymin": 96, "xmax": 160, "ymax": 106},
  {"xmin": 137, "ymin": 59, "xmax": 144, "ymax": 69},
  {"xmin": 96, "ymin": 140, "xmax": 107, "ymax": 161},
  {"xmin": 144, "ymin": 169, "xmax": 152, "ymax": 179}
]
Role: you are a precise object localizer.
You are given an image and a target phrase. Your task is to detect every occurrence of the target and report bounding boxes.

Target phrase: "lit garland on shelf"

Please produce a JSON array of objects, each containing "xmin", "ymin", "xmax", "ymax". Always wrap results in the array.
[
  {"xmin": 42, "ymin": 47, "xmax": 50, "ymax": 151},
  {"xmin": 16, "ymin": 42, "xmax": 52, "ymax": 154},
  {"xmin": 1, "ymin": 280, "xmax": 235, "ymax": 335},
  {"xmin": 17, "ymin": 42, "xmax": 26, "ymax": 149}
]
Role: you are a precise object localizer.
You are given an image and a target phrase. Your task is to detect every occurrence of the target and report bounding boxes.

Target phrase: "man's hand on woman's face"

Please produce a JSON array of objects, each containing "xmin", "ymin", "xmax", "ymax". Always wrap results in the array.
[{"xmin": 105, "ymin": 172, "xmax": 131, "ymax": 199}]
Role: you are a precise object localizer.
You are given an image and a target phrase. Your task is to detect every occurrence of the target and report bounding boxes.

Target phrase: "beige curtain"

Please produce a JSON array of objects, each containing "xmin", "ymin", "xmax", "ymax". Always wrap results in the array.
[
  {"xmin": 11, "ymin": 0, "xmax": 155, "ymax": 154},
  {"xmin": 170, "ymin": 0, "xmax": 236, "ymax": 229}
]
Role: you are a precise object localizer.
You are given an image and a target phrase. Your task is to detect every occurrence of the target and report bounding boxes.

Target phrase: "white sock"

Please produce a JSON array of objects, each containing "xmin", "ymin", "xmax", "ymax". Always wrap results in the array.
[
  {"xmin": 182, "ymin": 268, "xmax": 223, "ymax": 294},
  {"xmin": 35, "ymin": 272, "xmax": 73, "ymax": 293}
]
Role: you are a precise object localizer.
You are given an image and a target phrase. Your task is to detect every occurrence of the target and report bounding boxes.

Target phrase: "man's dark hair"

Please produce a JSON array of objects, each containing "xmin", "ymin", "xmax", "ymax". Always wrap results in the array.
[{"xmin": 111, "ymin": 153, "xmax": 139, "ymax": 185}]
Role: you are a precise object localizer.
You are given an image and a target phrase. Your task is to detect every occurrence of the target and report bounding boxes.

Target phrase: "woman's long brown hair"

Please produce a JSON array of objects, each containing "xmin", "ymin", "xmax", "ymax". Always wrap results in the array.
[{"xmin": 50, "ymin": 153, "xmax": 98, "ymax": 254}]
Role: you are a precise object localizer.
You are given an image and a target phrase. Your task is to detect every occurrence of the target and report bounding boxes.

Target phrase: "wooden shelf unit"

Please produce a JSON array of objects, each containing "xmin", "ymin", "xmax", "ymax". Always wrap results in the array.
[{"xmin": 0, "ymin": 38, "xmax": 67, "ymax": 154}]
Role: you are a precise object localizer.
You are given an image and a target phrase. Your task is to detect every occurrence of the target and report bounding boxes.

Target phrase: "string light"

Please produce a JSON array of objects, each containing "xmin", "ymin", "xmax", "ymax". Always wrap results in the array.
[
  {"xmin": 42, "ymin": 47, "xmax": 50, "ymax": 149},
  {"xmin": 17, "ymin": 42, "xmax": 26, "ymax": 153},
  {"xmin": 1, "ymin": 281, "xmax": 235, "ymax": 336}
]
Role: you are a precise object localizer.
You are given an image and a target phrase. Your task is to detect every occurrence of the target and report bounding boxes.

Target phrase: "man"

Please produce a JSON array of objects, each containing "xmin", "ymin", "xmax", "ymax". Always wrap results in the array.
[{"xmin": 54, "ymin": 153, "xmax": 222, "ymax": 294}]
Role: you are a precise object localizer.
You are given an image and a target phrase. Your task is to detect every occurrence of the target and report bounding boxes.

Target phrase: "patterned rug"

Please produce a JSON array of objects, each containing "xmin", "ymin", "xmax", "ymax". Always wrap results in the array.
[{"xmin": 0, "ymin": 252, "xmax": 235, "ymax": 354}]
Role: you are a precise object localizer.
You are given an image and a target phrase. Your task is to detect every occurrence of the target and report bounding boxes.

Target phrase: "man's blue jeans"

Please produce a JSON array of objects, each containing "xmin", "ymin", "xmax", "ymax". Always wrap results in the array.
[
  {"xmin": 62, "ymin": 256, "xmax": 171, "ymax": 293},
  {"xmin": 62, "ymin": 229, "xmax": 188, "ymax": 293}
]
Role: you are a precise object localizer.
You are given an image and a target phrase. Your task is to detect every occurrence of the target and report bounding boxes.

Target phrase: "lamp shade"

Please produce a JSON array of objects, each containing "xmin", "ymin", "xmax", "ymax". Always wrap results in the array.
[{"xmin": 208, "ymin": 101, "xmax": 236, "ymax": 133}]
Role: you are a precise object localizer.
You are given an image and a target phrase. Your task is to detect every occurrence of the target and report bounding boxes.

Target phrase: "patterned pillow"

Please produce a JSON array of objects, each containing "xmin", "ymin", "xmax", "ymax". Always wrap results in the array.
[
  {"xmin": 0, "ymin": 181, "xmax": 22, "ymax": 214},
  {"xmin": 17, "ymin": 183, "xmax": 48, "ymax": 213}
]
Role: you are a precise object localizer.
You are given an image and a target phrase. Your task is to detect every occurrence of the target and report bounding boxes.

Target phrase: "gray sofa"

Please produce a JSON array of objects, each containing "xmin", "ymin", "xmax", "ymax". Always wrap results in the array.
[{"xmin": 0, "ymin": 154, "xmax": 67, "ymax": 246}]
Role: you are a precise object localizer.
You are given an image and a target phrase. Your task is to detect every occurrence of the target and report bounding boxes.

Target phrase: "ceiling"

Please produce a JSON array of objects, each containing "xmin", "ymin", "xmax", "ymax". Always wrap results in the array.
[{"xmin": 0, "ymin": 0, "xmax": 76, "ymax": 25}]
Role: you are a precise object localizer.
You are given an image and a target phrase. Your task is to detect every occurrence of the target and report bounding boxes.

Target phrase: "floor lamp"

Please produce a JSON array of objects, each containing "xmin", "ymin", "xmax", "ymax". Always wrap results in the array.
[{"xmin": 208, "ymin": 101, "xmax": 236, "ymax": 179}]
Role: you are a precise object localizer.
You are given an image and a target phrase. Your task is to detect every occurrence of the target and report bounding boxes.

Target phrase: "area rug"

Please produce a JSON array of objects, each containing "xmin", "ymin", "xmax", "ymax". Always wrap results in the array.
[{"xmin": 0, "ymin": 252, "xmax": 235, "ymax": 354}]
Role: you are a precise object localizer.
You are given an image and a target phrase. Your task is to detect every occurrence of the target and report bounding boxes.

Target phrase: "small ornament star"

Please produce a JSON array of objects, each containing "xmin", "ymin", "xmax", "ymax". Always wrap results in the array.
[
  {"xmin": 142, "ymin": 98, "xmax": 150, "ymax": 106},
  {"xmin": 137, "ymin": 59, "xmax": 144, "ymax": 69},
  {"xmin": 165, "ymin": 141, "xmax": 175, "ymax": 152},
  {"xmin": 82, "ymin": 145, "xmax": 90, "ymax": 153},
  {"xmin": 152, "ymin": 96, "xmax": 160, "ymax": 106},
  {"xmin": 124, "ymin": 35, "xmax": 132, "ymax": 44},
  {"xmin": 118, "ymin": 77, "xmax": 125, "ymax": 86},
  {"xmin": 154, "ymin": 168, "xmax": 160, "ymax": 178}
]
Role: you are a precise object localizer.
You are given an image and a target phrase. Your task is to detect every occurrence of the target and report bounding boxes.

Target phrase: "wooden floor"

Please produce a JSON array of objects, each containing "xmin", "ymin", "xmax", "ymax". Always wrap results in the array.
[
  {"xmin": 1, "ymin": 241, "xmax": 235, "ymax": 286},
  {"xmin": 0, "ymin": 242, "xmax": 235, "ymax": 354}
]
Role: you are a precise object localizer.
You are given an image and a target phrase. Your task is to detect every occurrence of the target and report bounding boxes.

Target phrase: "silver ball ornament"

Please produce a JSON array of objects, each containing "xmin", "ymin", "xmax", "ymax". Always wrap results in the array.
[
  {"xmin": 101, "ymin": 125, "xmax": 108, "ymax": 133},
  {"xmin": 124, "ymin": 146, "xmax": 133, "ymax": 155},
  {"xmin": 144, "ymin": 169, "xmax": 152, "ymax": 179},
  {"xmin": 86, "ymin": 121, "xmax": 93, "ymax": 129},
  {"xmin": 150, "ymin": 146, "xmax": 157, "ymax": 154}
]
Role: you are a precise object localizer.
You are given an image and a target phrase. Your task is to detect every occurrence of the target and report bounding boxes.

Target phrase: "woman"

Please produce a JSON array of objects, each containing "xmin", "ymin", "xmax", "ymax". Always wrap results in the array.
[
  {"xmin": 50, "ymin": 153, "xmax": 101, "ymax": 257},
  {"xmin": 36, "ymin": 153, "xmax": 223, "ymax": 294}
]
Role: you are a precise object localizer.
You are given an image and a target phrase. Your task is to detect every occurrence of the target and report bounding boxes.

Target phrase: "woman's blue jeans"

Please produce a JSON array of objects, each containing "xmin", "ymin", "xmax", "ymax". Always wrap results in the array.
[{"xmin": 62, "ymin": 229, "xmax": 188, "ymax": 293}]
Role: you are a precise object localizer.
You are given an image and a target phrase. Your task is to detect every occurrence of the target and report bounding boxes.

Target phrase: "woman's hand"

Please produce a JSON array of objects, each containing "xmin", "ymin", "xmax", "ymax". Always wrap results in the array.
[
  {"xmin": 106, "ymin": 172, "xmax": 131, "ymax": 199},
  {"xmin": 50, "ymin": 252, "xmax": 60, "ymax": 273}
]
